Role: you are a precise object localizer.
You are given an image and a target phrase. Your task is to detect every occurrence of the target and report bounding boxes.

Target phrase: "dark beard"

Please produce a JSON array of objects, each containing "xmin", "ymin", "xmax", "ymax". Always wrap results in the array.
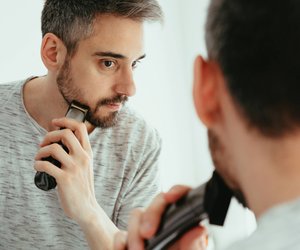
[
  {"xmin": 86, "ymin": 94, "xmax": 128, "ymax": 128},
  {"xmin": 56, "ymin": 57, "xmax": 127, "ymax": 128},
  {"xmin": 208, "ymin": 130, "xmax": 248, "ymax": 207}
]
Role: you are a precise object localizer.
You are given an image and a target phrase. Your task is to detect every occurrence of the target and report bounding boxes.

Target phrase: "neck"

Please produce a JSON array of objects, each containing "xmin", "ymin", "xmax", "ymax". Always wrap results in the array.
[
  {"xmin": 217, "ymin": 85, "xmax": 300, "ymax": 219},
  {"xmin": 235, "ymin": 130, "xmax": 300, "ymax": 218},
  {"xmin": 23, "ymin": 75, "xmax": 71, "ymax": 131}
]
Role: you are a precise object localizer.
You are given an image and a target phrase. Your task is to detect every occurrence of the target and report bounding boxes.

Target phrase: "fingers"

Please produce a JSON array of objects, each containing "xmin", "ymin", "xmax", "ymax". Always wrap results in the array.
[
  {"xmin": 52, "ymin": 118, "xmax": 91, "ymax": 152},
  {"xmin": 163, "ymin": 185, "xmax": 191, "ymax": 203},
  {"xmin": 140, "ymin": 185, "xmax": 191, "ymax": 239},
  {"xmin": 114, "ymin": 231, "xmax": 128, "ymax": 250},
  {"xmin": 124, "ymin": 185, "xmax": 196, "ymax": 250},
  {"xmin": 38, "ymin": 117, "xmax": 92, "ymax": 163},
  {"xmin": 34, "ymin": 159, "xmax": 63, "ymax": 180},
  {"xmin": 128, "ymin": 209, "xmax": 145, "ymax": 249},
  {"xmin": 34, "ymin": 117, "xmax": 92, "ymax": 176},
  {"xmin": 35, "ymin": 143, "xmax": 73, "ymax": 167},
  {"xmin": 39, "ymin": 129, "xmax": 82, "ymax": 156},
  {"xmin": 139, "ymin": 193, "xmax": 168, "ymax": 238},
  {"xmin": 177, "ymin": 226, "xmax": 208, "ymax": 250}
]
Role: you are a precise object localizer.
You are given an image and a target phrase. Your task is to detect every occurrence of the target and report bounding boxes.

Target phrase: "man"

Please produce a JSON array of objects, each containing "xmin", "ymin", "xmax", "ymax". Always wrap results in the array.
[
  {"xmin": 0, "ymin": 0, "xmax": 163, "ymax": 249},
  {"xmin": 114, "ymin": 0, "xmax": 300, "ymax": 249}
]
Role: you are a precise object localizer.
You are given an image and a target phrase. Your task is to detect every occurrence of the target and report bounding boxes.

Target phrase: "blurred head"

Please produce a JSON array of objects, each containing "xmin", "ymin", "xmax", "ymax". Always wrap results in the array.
[
  {"xmin": 205, "ymin": 0, "xmax": 300, "ymax": 137},
  {"xmin": 41, "ymin": 0, "xmax": 163, "ymax": 127},
  {"xmin": 194, "ymin": 0, "xmax": 300, "ymax": 198}
]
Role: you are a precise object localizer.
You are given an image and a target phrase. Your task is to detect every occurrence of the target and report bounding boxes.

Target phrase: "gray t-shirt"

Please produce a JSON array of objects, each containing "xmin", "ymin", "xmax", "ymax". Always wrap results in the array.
[
  {"xmin": 0, "ymin": 79, "xmax": 162, "ymax": 249},
  {"xmin": 225, "ymin": 198, "xmax": 300, "ymax": 250}
]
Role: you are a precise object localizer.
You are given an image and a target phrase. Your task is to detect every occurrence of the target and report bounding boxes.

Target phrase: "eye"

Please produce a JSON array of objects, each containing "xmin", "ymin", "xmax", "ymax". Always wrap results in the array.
[
  {"xmin": 132, "ymin": 60, "xmax": 140, "ymax": 69},
  {"xmin": 103, "ymin": 60, "xmax": 115, "ymax": 68}
]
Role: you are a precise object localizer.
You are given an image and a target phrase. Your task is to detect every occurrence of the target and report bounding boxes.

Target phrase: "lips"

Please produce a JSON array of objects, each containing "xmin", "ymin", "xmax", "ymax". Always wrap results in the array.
[
  {"xmin": 104, "ymin": 102, "xmax": 122, "ymax": 111},
  {"xmin": 106, "ymin": 102, "xmax": 121, "ymax": 106}
]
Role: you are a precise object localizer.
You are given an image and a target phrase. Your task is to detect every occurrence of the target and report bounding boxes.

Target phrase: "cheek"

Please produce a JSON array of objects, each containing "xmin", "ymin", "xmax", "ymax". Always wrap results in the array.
[
  {"xmin": 70, "ymin": 61, "xmax": 118, "ymax": 102},
  {"xmin": 72, "ymin": 62, "xmax": 110, "ymax": 87},
  {"xmin": 208, "ymin": 130, "xmax": 235, "ymax": 185},
  {"xmin": 71, "ymin": 63, "xmax": 95, "ymax": 83}
]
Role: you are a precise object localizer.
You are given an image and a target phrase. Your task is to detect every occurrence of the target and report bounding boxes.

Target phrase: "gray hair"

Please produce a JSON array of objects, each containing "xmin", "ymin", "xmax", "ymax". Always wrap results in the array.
[{"xmin": 42, "ymin": 0, "xmax": 163, "ymax": 56}]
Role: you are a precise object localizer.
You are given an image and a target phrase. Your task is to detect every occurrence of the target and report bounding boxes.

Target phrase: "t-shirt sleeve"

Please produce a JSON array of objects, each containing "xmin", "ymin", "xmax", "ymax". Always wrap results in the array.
[{"xmin": 115, "ymin": 129, "xmax": 162, "ymax": 230}]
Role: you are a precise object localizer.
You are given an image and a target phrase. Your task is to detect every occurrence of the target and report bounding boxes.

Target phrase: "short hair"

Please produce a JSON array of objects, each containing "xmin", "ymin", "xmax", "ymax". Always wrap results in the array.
[
  {"xmin": 205, "ymin": 0, "xmax": 300, "ymax": 137},
  {"xmin": 42, "ymin": 0, "xmax": 163, "ymax": 56}
]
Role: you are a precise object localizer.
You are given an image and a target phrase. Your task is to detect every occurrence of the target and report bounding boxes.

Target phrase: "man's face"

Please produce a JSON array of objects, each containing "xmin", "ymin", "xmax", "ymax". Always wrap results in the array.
[
  {"xmin": 56, "ymin": 14, "xmax": 145, "ymax": 128},
  {"xmin": 208, "ymin": 130, "xmax": 247, "ymax": 206}
]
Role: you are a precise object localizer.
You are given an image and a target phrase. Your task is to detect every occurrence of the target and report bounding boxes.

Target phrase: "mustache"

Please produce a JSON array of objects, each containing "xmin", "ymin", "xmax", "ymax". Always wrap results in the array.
[{"xmin": 98, "ymin": 95, "xmax": 128, "ymax": 106}]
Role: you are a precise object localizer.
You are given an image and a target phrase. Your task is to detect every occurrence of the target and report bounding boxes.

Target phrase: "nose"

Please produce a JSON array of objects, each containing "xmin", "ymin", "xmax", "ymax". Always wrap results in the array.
[{"xmin": 114, "ymin": 68, "xmax": 136, "ymax": 97}]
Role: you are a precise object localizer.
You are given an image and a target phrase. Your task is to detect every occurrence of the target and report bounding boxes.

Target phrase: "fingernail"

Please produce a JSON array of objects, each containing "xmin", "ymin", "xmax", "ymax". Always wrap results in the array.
[{"xmin": 168, "ymin": 186, "xmax": 179, "ymax": 194}]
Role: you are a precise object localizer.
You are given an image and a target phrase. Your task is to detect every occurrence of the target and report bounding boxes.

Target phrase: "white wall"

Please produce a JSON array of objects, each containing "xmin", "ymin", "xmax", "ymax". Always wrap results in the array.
[
  {"xmin": 0, "ymin": 1, "xmax": 256, "ymax": 249},
  {"xmin": 0, "ymin": 1, "xmax": 46, "ymax": 82}
]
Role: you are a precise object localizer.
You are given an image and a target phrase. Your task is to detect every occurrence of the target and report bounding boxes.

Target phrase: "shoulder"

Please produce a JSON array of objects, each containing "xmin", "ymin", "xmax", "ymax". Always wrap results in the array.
[
  {"xmin": 0, "ymin": 79, "xmax": 22, "ymax": 93},
  {"xmin": 0, "ymin": 79, "xmax": 24, "ymax": 107}
]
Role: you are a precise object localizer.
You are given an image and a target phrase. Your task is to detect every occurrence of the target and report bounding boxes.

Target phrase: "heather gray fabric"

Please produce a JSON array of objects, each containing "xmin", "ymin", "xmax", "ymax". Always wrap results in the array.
[
  {"xmin": 225, "ymin": 198, "xmax": 300, "ymax": 250},
  {"xmin": 0, "ymin": 79, "xmax": 161, "ymax": 249}
]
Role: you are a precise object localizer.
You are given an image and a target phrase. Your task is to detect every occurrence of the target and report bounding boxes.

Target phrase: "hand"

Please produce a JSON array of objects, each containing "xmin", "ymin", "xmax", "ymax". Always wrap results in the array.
[
  {"xmin": 113, "ymin": 185, "xmax": 208, "ymax": 250},
  {"xmin": 34, "ymin": 117, "xmax": 97, "ymax": 225}
]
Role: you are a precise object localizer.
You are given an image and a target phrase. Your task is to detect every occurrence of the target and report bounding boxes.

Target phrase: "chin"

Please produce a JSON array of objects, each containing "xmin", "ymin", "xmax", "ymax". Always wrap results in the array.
[{"xmin": 87, "ymin": 111, "xmax": 119, "ymax": 128}]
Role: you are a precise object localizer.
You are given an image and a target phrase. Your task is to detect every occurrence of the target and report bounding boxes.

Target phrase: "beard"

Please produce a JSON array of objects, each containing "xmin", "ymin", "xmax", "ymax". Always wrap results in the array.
[
  {"xmin": 56, "ymin": 57, "xmax": 128, "ymax": 128},
  {"xmin": 208, "ymin": 130, "xmax": 247, "ymax": 207}
]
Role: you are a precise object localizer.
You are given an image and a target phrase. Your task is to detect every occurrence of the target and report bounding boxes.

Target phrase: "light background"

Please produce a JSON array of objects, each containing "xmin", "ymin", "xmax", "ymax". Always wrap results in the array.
[{"xmin": 0, "ymin": 1, "xmax": 256, "ymax": 249}]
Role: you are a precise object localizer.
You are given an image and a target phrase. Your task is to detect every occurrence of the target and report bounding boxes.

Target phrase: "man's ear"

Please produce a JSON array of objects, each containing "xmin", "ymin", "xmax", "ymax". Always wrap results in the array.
[
  {"xmin": 40, "ymin": 33, "xmax": 67, "ymax": 72},
  {"xmin": 193, "ymin": 55, "xmax": 223, "ymax": 127}
]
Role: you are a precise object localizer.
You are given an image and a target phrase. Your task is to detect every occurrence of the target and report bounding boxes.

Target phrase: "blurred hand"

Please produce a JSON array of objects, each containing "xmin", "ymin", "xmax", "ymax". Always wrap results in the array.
[{"xmin": 114, "ymin": 185, "xmax": 208, "ymax": 250}]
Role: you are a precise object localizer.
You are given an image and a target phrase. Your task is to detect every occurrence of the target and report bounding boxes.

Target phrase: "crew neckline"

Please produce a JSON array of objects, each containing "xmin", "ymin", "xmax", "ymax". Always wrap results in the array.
[{"xmin": 20, "ymin": 76, "xmax": 48, "ymax": 136}]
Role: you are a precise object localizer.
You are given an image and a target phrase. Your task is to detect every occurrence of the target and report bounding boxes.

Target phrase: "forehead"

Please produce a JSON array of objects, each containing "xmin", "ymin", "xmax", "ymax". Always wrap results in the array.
[{"xmin": 77, "ymin": 14, "xmax": 145, "ymax": 58}]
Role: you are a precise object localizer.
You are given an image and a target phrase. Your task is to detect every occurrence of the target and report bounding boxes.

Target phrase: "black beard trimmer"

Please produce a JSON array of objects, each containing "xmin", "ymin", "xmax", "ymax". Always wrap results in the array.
[
  {"xmin": 144, "ymin": 171, "xmax": 233, "ymax": 250},
  {"xmin": 34, "ymin": 101, "xmax": 89, "ymax": 191}
]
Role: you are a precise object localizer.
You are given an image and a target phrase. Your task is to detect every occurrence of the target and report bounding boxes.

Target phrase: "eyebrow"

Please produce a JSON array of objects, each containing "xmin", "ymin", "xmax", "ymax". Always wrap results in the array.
[{"xmin": 93, "ymin": 51, "xmax": 146, "ymax": 61}]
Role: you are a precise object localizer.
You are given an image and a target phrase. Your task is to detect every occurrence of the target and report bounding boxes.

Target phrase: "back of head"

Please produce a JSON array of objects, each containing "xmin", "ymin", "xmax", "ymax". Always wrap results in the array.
[
  {"xmin": 42, "ymin": 0, "xmax": 163, "ymax": 56},
  {"xmin": 206, "ymin": 0, "xmax": 300, "ymax": 137}
]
